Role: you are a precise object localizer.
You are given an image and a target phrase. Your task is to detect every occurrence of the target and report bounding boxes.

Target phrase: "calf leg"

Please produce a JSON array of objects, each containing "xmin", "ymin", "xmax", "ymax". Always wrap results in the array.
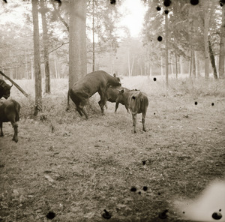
[
  {"xmin": 132, "ymin": 114, "xmax": 137, "ymax": 133},
  {"xmin": 0, "ymin": 122, "xmax": 3, "ymax": 137},
  {"xmin": 11, "ymin": 122, "xmax": 18, "ymax": 143},
  {"xmin": 142, "ymin": 112, "xmax": 146, "ymax": 132},
  {"xmin": 115, "ymin": 101, "xmax": 119, "ymax": 113}
]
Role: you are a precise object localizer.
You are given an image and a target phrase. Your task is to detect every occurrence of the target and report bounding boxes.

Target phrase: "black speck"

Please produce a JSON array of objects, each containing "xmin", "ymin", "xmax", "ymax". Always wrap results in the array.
[
  {"xmin": 130, "ymin": 186, "xmax": 137, "ymax": 192},
  {"xmin": 212, "ymin": 212, "xmax": 222, "ymax": 220},
  {"xmin": 142, "ymin": 160, "xmax": 146, "ymax": 165},
  {"xmin": 138, "ymin": 191, "xmax": 141, "ymax": 195},
  {"xmin": 153, "ymin": 77, "xmax": 157, "ymax": 81},
  {"xmin": 158, "ymin": 36, "xmax": 163, "ymax": 41},
  {"xmin": 165, "ymin": 9, "xmax": 169, "ymax": 14},
  {"xmin": 159, "ymin": 209, "xmax": 168, "ymax": 219},
  {"xmin": 158, "ymin": 192, "xmax": 161, "ymax": 195},
  {"xmin": 110, "ymin": 0, "xmax": 116, "ymax": 4},
  {"xmin": 190, "ymin": 0, "xmax": 199, "ymax": 5},
  {"xmin": 156, "ymin": 6, "xmax": 161, "ymax": 11},
  {"xmin": 143, "ymin": 186, "xmax": 148, "ymax": 191},
  {"xmin": 46, "ymin": 211, "xmax": 56, "ymax": 220},
  {"xmin": 195, "ymin": 101, "xmax": 198, "ymax": 105},
  {"xmin": 164, "ymin": 0, "xmax": 171, "ymax": 7},
  {"xmin": 102, "ymin": 209, "xmax": 112, "ymax": 219},
  {"xmin": 212, "ymin": 102, "xmax": 214, "ymax": 106}
]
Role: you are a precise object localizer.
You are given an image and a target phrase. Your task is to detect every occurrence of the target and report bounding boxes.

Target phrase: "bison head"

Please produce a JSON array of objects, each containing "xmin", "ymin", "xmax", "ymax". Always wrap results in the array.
[{"xmin": 0, "ymin": 80, "xmax": 13, "ymax": 99}]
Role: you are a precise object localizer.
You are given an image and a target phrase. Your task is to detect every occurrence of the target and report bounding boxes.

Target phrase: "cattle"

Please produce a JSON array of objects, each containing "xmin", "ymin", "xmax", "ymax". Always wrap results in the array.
[
  {"xmin": 0, "ymin": 99, "xmax": 20, "ymax": 142},
  {"xmin": 66, "ymin": 70, "xmax": 121, "ymax": 119},
  {"xmin": 105, "ymin": 86, "xmax": 130, "ymax": 112},
  {"xmin": 116, "ymin": 89, "xmax": 149, "ymax": 133},
  {"xmin": 0, "ymin": 79, "xmax": 13, "ymax": 99}
]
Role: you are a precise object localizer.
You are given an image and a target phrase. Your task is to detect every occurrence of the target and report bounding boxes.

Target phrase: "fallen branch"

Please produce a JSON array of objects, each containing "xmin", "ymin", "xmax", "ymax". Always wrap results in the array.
[{"xmin": 0, "ymin": 71, "xmax": 29, "ymax": 97}]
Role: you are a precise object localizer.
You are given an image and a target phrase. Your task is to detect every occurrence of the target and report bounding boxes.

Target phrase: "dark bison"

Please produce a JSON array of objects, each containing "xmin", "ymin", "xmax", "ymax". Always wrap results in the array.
[
  {"xmin": 116, "ymin": 89, "xmax": 149, "ymax": 133},
  {"xmin": 66, "ymin": 70, "xmax": 121, "ymax": 119},
  {"xmin": 0, "ymin": 99, "xmax": 20, "ymax": 142},
  {"xmin": 105, "ymin": 86, "xmax": 130, "ymax": 112},
  {"xmin": 0, "ymin": 79, "xmax": 13, "ymax": 99}
]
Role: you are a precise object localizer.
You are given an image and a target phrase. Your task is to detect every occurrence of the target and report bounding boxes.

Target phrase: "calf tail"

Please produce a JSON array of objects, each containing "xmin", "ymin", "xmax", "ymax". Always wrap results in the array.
[{"xmin": 66, "ymin": 89, "xmax": 70, "ymax": 111}]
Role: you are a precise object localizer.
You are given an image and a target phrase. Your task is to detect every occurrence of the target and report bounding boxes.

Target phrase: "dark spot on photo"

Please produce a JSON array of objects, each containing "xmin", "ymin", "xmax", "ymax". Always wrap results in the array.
[
  {"xmin": 153, "ymin": 77, "xmax": 157, "ymax": 81},
  {"xmin": 156, "ymin": 6, "xmax": 161, "ymax": 11},
  {"xmin": 142, "ymin": 160, "xmax": 146, "ymax": 165},
  {"xmin": 190, "ymin": 0, "xmax": 199, "ymax": 5},
  {"xmin": 195, "ymin": 101, "xmax": 198, "ymax": 105},
  {"xmin": 165, "ymin": 9, "xmax": 169, "ymax": 14},
  {"xmin": 143, "ymin": 186, "xmax": 148, "ymax": 191},
  {"xmin": 158, "ymin": 36, "xmax": 163, "ymax": 41},
  {"xmin": 130, "ymin": 186, "xmax": 137, "ymax": 192},
  {"xmin": 164, "ymin": 0, "xmax": 171, "ymax": 7},
  {"xmin": 212, "ymin": 212, "xmax": 222, "ymax": 220},
  {"xmin": 102, "ymin": 209, "xmax": 112, "ymax": 219},
  {"xmin": 110, "ymin": 0, "xmax": 116, "ymax": 4},
  {"xmin": 46, "ymin": 211, "xmax": 56, "ymax": 220}
]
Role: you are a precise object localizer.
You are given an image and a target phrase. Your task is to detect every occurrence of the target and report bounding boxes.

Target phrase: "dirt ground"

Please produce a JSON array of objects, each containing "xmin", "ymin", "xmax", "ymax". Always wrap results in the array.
[{"xmin": 0, "ymin": 77, "xmax": 225, "ymax": 222}]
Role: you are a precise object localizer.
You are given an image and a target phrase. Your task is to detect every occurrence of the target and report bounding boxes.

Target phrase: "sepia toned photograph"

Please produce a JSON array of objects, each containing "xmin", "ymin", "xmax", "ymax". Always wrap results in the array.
[{"xmin": 0, "ymin": 0, "xmax": 225, "ymax": 221}]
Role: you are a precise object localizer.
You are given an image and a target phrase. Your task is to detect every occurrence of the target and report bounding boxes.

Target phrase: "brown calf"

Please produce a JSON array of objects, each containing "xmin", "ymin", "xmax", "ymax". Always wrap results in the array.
[{"xmin": 116, "ymin": 89, "xmax": 149, "ymax": 133}]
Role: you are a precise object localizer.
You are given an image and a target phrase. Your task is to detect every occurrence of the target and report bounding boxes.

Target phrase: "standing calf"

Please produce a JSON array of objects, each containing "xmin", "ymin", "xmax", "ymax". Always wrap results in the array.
[
  {"xmin": 105, "ymin": 86, "xmax": 129, "ymax": 112},
  {"xmin": 116, "ymin": 89, "xmax": 149, "ymax": 133},
  {"xmin": 0, "ymin": 99, "xmax": 20, "ymax": 142}
]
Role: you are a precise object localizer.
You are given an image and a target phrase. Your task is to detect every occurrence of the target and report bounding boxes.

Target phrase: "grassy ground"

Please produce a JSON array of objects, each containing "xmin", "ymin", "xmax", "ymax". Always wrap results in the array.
[{"xmin": 0, "ymin": 76, "xmax": 225, "ymax": 222}]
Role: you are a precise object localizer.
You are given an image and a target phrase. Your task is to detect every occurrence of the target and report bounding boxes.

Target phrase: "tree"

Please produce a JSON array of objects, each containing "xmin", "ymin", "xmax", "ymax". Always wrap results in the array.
[
  {"xmin": 69, "ymin": 0, "xmax": 87, "ymax": 88},
  {"xmin": 32, "ymin": 0, "xmax": 42, "ymax": 115},
  {"xmin": 219, "ymin": 3, "xmax": 225, "ymax": 79},
  {"xmin": 40, "ymin": 0, "xmax": 51, "ymax": 93}
]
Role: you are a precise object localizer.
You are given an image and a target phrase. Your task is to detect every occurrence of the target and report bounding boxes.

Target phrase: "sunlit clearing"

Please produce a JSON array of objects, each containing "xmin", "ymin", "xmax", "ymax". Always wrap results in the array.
[
  {"xmin": 173, "ymin": 180, "xmax": 225, "ymax": 221},
  {"xmin": 118, "ymin": 0, "xmax": 147, "ymax": 37}
]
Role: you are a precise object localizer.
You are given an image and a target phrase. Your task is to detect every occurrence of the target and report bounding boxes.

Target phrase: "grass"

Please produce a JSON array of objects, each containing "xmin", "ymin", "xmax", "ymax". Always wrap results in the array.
[{"xmin": 0, "ymin": 75, "xmax": 225, "ymax": 222}]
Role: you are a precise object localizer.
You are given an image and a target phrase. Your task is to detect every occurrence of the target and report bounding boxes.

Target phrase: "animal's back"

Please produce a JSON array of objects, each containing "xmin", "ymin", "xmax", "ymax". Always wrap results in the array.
[
  {"xmin": 0, "ymin": 100, "xmax": 20, "ymax": 122},
  {"xmin": 72, "ymin": 70, "xmax": 109, "ymax": 95},
  {"xmin": 129, "ymin": 91, "xmax": 148, "ymax": 114}
]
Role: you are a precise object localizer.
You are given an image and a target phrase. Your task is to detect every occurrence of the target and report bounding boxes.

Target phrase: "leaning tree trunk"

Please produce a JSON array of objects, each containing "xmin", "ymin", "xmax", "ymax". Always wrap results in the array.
[
  {"xmin": 219, "ymin": 3, "xmax": 225, "ymax": 79},
  {"xmin": 40, "ymin": 0, "xmax": 51, "ymax": 93},
  {"xmin": 209, "ymin": 40, "xmax": 218, "ymax": 79},
  {"xmin": 165, "ymin": 11, "xmax": 169, "ymax": 87},
  {"xmin": 69, "ymin": 0, "xmax": 87, "ymax": 88},
  {"xmin": 32, "ymin": 0, "xmax": 42, "ymax": 116}
]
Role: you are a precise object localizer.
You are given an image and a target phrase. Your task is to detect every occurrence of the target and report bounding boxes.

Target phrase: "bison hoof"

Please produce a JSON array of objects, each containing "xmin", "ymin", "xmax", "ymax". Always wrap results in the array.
[
  {"xmin": 66, "ymin": 107, "xmax": 69, "ymax": 111},
  {"xmin": 0, "ymin": 134, "xmax": 4, "ymax": 137},
  {"xmin": 13, "ymin": 138, "xmax": 18, "ymax": 143}
]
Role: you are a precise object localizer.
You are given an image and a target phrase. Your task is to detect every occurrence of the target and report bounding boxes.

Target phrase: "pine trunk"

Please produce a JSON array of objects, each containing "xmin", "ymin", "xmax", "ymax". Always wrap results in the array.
[
  {"xmin": 219, "ymin": 4, "xmax": 225, "ymax": 79},
  {"xmin": 69, "ymin": 0, "xmax": 87, "ymax": 88},
  {"xmin": 32, "ymin": 0, "xmax": 42, "ymax": 116},
  {"xmin": 40, "ymin": 0, "xmax": 51, "ymax": 93},
  {"xmin": 209, "ymin": 40, "xmax": 218, "ymax": 79}
]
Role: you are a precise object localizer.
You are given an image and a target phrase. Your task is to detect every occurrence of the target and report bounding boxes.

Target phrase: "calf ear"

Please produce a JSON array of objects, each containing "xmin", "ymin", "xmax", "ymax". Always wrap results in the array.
[{"xmin": 119, "ymin": 89, "xmax": 124, "ymax": 94}]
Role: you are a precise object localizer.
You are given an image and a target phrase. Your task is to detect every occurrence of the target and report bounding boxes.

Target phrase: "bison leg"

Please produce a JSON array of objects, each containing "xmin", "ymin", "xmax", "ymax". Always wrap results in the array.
[
  {"xmin": 0, "ymin": 122, "xmax": 3, "ymax": 137},
  {"xmin": 115, "ymin": 101, "xmax": 119, "ymax": 113},
  {"xmin": 11, "ymin": 122, "xmax": 18, "ymax": 143},
  {"xmin": 66, "ymin": 89, "xmax": 70, "ymax": 111},
  {"xmin": 132, "ymin": 114, "xmax": 137, "ymax": 133},
  {"xmin": 98, "ymin": 100, "xmax": 106, "ymax": 115}
]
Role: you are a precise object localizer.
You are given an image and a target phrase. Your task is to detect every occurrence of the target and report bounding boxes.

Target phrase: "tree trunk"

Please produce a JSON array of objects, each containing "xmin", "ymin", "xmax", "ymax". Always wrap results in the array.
[
  {"xmin": 180, "ymin": 56, "xmax": 183, "ymax": 75},
  {"xmin": 204, "ymin": 0, "xmax": 210, "ymax": 79},
  {"xmin": 69, "ymin": 0, "xmax": 87, "ymax": 88},
  {"xmin": 209, "ymin": 40, "xmax": 218, "ymax": 79},
  {"xmin": 40, "ymin": 0, "xmax": 51, "ymax": 93},
  {"xmin": 219, "ymin": 4, "xmax": 225, "ymax": 79},
  {"xmin": 195, "ymin": 51, "xmax": 200, "ymax": 78},
  {"xmin": 175, "ymin": 53, "xmax": 178, "ymax": 79},
  {"xmin": 92, "ymin": 0, "xmax": 95, "ymax": 72},
  {"xmin": 32, "ymin": 0, "xmax": 42, "ymax": 115},
  {"xmin": 193, "ymin": 51, "xmax": 196, "ymax": 78},
  {"xmin": 165, "ymin": 12, "xmax": 169, "ymax": 87}
]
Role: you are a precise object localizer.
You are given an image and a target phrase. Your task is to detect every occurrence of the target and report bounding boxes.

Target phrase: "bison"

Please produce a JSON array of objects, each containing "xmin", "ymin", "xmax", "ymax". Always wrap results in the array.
[
  {"xmin": 0, "ymin": 99, "xmax": 20, "ymax": 142},
  {"xmin": 105, "ymin": 86, "xmax": 130, "ymax": 112},
  {"xmin": 116, "ymin": 89, "xmax": 149, "ymax": 133},
  {"xmin": 66, "ymin": 70, "xmax": 121, "ymax": 119},
  {"xmin": 0, "ymin": 79, "xmax": 13, "ymax": 99}
]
